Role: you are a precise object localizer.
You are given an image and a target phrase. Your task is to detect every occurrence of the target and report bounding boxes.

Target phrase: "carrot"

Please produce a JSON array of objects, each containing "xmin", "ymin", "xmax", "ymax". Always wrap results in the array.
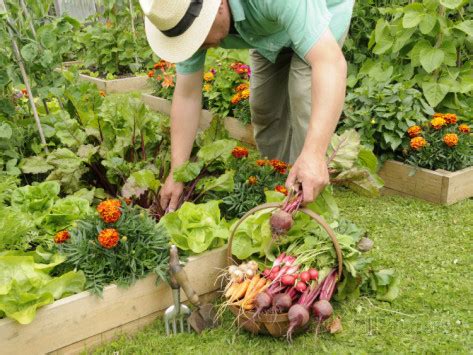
[
  {"xmin": 244, "ymin": 274, "xmax": 260, "ymax": 298},
  {"xmin": 229, "ymin": 279, "xmax": 250, "ymax": 302},
  {"xmin": 225, "ymin": 282, "xmax": 238, "ymax": 298},
  {"xmin": 241, "ymin": 277, "xmax": 269, "ymax": 309}
]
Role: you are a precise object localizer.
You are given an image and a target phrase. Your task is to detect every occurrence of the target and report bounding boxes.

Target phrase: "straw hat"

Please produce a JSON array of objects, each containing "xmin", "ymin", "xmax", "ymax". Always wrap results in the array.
[{"xmin": 139, "ymin": 0, "xmax": 221, "ymax": 63}]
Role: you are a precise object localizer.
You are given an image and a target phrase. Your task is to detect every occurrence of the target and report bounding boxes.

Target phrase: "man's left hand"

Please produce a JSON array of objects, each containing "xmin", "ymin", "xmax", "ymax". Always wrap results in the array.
[{"xmin": 285, "ymin": 151, "xmax": 329, "ymax": 204}]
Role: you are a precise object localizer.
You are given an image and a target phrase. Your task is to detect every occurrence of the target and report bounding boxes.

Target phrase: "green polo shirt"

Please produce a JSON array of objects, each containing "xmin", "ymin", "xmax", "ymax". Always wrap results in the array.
[{"xmin": 176, "ymin": 0, "xmax": 354, "ymax": 74}]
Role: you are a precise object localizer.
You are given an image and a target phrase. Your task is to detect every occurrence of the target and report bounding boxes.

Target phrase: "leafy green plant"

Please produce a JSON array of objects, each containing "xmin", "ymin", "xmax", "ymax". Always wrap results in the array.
[
  {"xmin": 58, "ymin": 200, "xmax": 169, "ymax": 294},
  {"xmin": 402, "ymin": 112, "xmax": 472, "ymax": 171},
  {"xmin": 341, "ymin": 81, "xmax": 434, "ymax": 156},
  {"xmin": 77, "ymin": 0, "xmax": 153, "ymax": 77},
  {"xmin": 365, "ymin": 0, "xmax": 473, "ymax": 117},
  {"xmin": 0, "ymin": 247, "xmax": 85, "ymax": 324}
]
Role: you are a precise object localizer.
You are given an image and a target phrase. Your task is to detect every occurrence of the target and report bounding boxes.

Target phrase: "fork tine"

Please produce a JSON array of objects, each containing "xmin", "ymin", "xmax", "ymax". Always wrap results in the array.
[
  {"xmin": 165, "ymin": 320, "xmax": 170, "ymax": 336},
  {"xmin": 172, "ymin": 319, "xmax": 177, "ymax": 334},
  {"xmin": 180, "ymin": 317, "xmax": 184, "ymax": 333}
]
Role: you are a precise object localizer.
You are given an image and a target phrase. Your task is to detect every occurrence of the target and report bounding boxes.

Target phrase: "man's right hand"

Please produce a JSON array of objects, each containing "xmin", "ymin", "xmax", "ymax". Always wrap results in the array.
[{"xmin": 159, "ymin": 174, "xmax": 184, "ymax": 212}]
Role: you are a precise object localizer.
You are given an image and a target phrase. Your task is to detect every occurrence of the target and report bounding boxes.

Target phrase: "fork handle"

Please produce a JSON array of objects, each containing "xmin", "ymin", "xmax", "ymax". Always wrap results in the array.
[{"xmin": 171, "ymin": 266, "xmax": 201, "ymax": 307}]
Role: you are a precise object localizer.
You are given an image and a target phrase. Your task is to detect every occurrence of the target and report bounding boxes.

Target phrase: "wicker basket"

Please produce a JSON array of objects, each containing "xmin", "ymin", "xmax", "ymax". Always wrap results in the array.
[{"xmin": 226, "ymin": 202, "xmax": 343, "ymax": 337}]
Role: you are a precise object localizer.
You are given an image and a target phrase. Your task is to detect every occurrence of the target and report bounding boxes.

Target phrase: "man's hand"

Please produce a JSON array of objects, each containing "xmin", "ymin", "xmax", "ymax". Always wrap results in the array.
[
  {"xmin": 160, "ymin": 173, "xmax": 184, "ymax": 212},
  {"xmin": 286, "ymin": 151, "xmax": 329, "ymax": 204}
]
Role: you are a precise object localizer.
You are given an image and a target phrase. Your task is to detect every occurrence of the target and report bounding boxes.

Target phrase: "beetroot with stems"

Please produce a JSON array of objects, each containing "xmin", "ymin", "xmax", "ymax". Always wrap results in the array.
[
  {"xmin": 272, "ymin": 293, "xmax": 292, "ymax": 313},
  {"xmin": 286, "ymin": 304, "xmax": 310, "ymax": 342},
  {"xmin": 269, "ymin": 190, "xmax": 303, "ymax": 238}
]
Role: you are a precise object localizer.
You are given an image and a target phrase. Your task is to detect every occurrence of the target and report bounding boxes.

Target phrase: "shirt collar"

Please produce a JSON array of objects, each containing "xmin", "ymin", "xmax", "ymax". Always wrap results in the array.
[{"xmin": 228, "ymin": 0, "xmax": 245, "ymax": 22}]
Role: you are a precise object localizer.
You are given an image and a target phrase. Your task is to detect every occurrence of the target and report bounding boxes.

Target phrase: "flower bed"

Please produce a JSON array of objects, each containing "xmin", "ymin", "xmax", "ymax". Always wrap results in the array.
[
  {"xmin": 379, "ymin": 160, "xmax": 473, "ymax": 205},
  {"xmin": 0, "ymin": 246, "xmax": 227, "ymax": 354}
]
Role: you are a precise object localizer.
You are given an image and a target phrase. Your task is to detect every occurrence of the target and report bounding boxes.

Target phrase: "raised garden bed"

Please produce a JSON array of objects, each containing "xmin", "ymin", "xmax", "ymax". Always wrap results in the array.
[
  {"xmin": 79, "ymin": 74, "xmax": 150, "ymax": 94},
  {"xmin": 0, "ymin": 246, "xmax": 227, "ymax": 355},
  {"xmin": 141, "ymin": 94, "xmax": 255, "ymax": 145},
  {"xmin": 379, "ymin": 160, "xmax": 473, "ymax": 205}
]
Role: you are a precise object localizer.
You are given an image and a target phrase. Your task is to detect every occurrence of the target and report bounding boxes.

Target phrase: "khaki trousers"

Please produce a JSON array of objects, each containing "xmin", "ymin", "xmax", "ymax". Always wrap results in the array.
[{"xmin": 249, "ymin": 36, "xmax": 347, "ymax": 164}]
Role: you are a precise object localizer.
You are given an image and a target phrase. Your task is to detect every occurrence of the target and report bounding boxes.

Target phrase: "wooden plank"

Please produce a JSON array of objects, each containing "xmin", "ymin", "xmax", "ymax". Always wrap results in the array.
[
  {"xmin": 78, "ymin": 74, "xmax": 149, "ymax": 94},
  {"xmin": 224, "ymin": 117, "xmax": 255, "ymax": 145},
  {"xmin": 379, "ymin": 160, "xmax": 473, "ymax": 205},
  {"xmin": 0, "ymin": 247, "xmax": 227, "ymax": 355}
]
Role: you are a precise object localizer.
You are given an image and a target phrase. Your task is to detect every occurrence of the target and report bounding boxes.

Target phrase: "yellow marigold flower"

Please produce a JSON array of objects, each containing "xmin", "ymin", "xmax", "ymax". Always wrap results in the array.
[
  {"xmin": 54, "ymin": 230, "xmax": 70, "ymax": 244},
  {"xmin": 235, "ymin": 83, "xmax": 249, "ymax": 92},
  {"xmin": 410, "ymin": 137, "xmax": 427, "ymax": 150},
  {"xmin": 433, "ymin": 112, "xmax": 444, "ymax": 118},
  {"xmin": 240, "ymin": 89, "xmax": 250, "ymax": 100},
  {"xmin": 443, "ymin": 133, "xmax": 459, "ymax": 147},
  {"xmin": 247, "ymin": 176, "xmax": 257, "ymax": 185},
  {"xmin": 203, "ymin": 83, "xmax": 212, "ymax": 92},
  {"xmin": 231, "ymin": 146, "xmax": 249, "ymax": 158},
  {"xmin": 458, "ymin": 124, "xmax": 470, "ymax": 134},
  {"xmin": 407, "ymin": 125, "xmax": 422, "ymax": 138},
  {"xmin": 444, "ymin": 113, "xmax": 457, "ymax": 125},
  {"xmin": 275, "ymin": 185, "xmax": 288, "ymax": 196},
  {"xmin": 98, "ymin": 228, "xmax": 120, "ymax": 249},
  {"xmin": 431, "ymin": 116, "xmax": 446, "ymax": 130},
  {"xmin": 203, "ymin": 72, "xmax": 214, "ymax": 82},
  {"xmin": 231, "ymin": 93, "xmax": 241, "ymax": 105},
  {"xmin": 99, "ymin": 90, "xmax": 106, "ymax": 97}
]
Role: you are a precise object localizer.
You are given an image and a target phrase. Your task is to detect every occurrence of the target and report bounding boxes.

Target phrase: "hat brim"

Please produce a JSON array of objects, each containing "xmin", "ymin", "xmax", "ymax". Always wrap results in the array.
[{"xmin": 144, "ymin": 0, "xmax": 221, "ymax": 64}]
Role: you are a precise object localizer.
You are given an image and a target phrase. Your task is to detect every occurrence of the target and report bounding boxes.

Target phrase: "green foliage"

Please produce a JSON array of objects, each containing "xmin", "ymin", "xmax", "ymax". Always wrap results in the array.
[
  {"xmin": 58, "ymin": 203, "xmax": 169, "ymax": 294},
  {"xmin": 341, "ymin": 81, "xmax": 434, "ymax": 156},
  {"xmin": 77, "ymin": 0, "xmax": 154, "ymax": 76},
  {"xmin": 159, "ymin": 200, "xmax": 228, "ymax": 254},
  {"xmin": 0, "ymin": 247, "xmax": 85, "ymax": 324},
  {"xmin": 365, "ymin": 0, "xmax": 473, "ymax": 116}
]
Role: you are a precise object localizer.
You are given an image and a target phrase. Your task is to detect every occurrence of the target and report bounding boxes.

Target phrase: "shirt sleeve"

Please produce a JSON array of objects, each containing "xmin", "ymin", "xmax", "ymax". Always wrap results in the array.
[
  {"xmin": 265, "ymin": 0, "xmax": 333, "ymax": 60},
  {"xmin": 175, "ymin": 49, "xmax": 207, "ymax": 74}
]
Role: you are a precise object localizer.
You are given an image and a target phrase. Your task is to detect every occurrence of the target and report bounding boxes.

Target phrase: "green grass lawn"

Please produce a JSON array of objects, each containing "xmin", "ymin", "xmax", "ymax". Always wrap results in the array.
[{"xmin": 93, "ymin": 191, "xmax": 473, "ymax": 354}]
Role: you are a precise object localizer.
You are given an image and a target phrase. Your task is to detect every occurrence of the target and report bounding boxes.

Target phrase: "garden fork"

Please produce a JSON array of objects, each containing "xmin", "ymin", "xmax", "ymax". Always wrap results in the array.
[{"xmin": 164, "ymin": 248, "xmax": 191, "ymax": 336}]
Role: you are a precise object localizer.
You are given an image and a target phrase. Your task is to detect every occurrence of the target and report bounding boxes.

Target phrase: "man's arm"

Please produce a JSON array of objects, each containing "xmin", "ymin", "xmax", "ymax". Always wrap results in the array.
[
  {"xmin": 160, "ymin": 70, "xmax": 203, "ymax": 211},
  {"xmin": 286, "ymin": 29, "xmax": 347, "ymax": 203}
]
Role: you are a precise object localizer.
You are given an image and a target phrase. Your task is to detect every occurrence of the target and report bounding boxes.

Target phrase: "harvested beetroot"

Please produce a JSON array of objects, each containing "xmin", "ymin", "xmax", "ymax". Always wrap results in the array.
[{"xmin": 270, "ymin": 210, "xmax": 293, "ymax": 236}]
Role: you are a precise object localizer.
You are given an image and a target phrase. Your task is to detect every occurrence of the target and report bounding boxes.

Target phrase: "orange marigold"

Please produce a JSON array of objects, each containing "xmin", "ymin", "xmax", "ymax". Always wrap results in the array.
[
  {"xmin": 147, "ymin": 70, "xmax": 155, "ymax": 78},
  {"xmin": 98, "ymin": 228, "xmax": 120, "ymax": 249},
  {"xmin": 407, "ymin": 125, "xmax": 422, "ymax": 138},
  {"xmin": 275, "ymin": 185, "xmax": 288, "ymax": 196},
  {"xmin": 203, "ymin": 72, "xmax": 214, "ymax": 82},
  {"xmin": 21, "ymin": 89, "xmax": 28, "ymax": 96},
  {"xmin": 54, "ymin": 230, "xmax": 70, "ymax": 244},
  {"xmin": 154, "ymin": 60, "xmax": 168, "ymax": 70},
  {"xmin": 247, "ymin": 176, "xmax": 257, "ymax": 185},
  {"xmin": 270, "ymin": 159, "xmax": 288, "ymax": 174},
  {"xmin": 231, "ymin": 146, "xmax": 249, "ymax": 159},
  {"xmin": 235, "ymin": 83, "xmax": 249, "ymax": 92},
  {"xmin": 410, "ymin": 137, "xmax": 427, "ymax": 150},
  {"xmin": 458, "ymin": 124, "xmax": 470, "ymax": 134},
  {"xmin": 443, "ymin": 113, "xmax": 457, "ymax": 124},
  {"xmin": 443, "ymin": 133, "xmax": 459, "ymax": 147},
  {"xmin": 256, "ymin": 159, "xmax": 269, "ymax": 167},
  {"xmin": 433, "ymin": 112, "xmax": 444, "ymax": 118},
  {"xmin": 231, "ymin": 93, "xmax": 241, "ymax": 105},
  {"xmin": 99, "ymin": 90, "xmax": 106, "ymax": 97},
  {"xmin": 431, "ymin": 116, "xmax": 446, "ymax": 130},
  {"xmin": 162, "ymin": 75, "xmax": 175, "ymax": 88},
  {"xmin": 97, "ymin": 199, "xmax": 122, "ymax": 223}
]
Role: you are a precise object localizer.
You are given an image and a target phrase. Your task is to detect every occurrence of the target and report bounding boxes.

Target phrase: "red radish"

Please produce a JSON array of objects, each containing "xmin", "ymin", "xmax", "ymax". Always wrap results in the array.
[
  {"xmin": 272, "ymin": 252, "xmax": 286, "ymax": 267},
  {"xmin": 282, "ymin": 255, "xmax": 296, "ymax": 265},
  {"xmin": 270, "ymin": 209, "xmax": 293, "ymax": 236},
  {"xmin": 262, "ymin": 269, "xmax": 271, "ymax": 278},
  {"xmin": 281, "ymin": 274, "xmax": 295, "ymax": 286},
  {"xmin": 286, "ymin": 304, "xmax": 310, "ymax": 343},
  {"xmin": 295, "ymin": 281, "xmax": 307, "ymax": 292},
  {"xmin": 271, "ymin": 265, "xmax": 280, "ymax": 273},
  {"xmin": 293, "ymin": 273, "xmax": 299, "ymax": 279},
  {"xmin": 309, "ymin": 268, "xmax": 319, "ymax": 280},
  {"xmin": 300, "ymin": 271, "xmax": 310, "ymax": 283}
]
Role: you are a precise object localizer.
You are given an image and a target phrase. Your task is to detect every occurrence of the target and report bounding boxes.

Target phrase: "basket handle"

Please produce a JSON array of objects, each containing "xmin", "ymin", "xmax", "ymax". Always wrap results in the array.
[{"xmin": 226, "ymin": 203, "xmax": 343, "ymax": 278}]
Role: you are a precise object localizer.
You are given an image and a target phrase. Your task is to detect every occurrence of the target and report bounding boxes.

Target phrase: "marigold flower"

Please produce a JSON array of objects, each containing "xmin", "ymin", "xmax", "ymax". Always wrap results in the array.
[
  {"xmin": 256, "ymin": 159, "xmax": 269, "ymax": 167},
  {"xmin": 99, "ymin": 90, "xmax": 106, "ymax": 97},
  {"xmin": 235, "ymin": 83, "xmax": 249, "ymax": 92},
  {"xmin": 247, "ymin": 176, "xmax": 257, "ymax": 185},
  {"xmin": 431, "ymin": 116, "xmax": 446, "ymax": 130},
  {"xmin": 21, "ymin": 89, "xmax": 28, "ymax": 96},
  {"xmin": 443, "ymin": 133, "xmax": 459, "ymax": 147},
  {"xmin": 162, "ymin": 75, "xmax": 175, "ymax": 88},
  {"xmin": 153, "ymin": 60, "xmax": 168, "ymax": 70},
  {"xmin": 444, "ymin": 113, "xmax": 457, "ymax": 125},
  {"xmin": 410, "ymin": 137, "xmax": 427, "ymax": 150},
  {"xmin": 231, "ymin": 146, "xmax": 249, "ymax": 159},
  {"xmin": 203, "ymin": 72, "xmax": 214, "ymax": 81},
  {"xmin": 147, "ymin": 70, "xmax": 155, "ymax": 78},
  {"xmin": 270, "ymin": 159, "xmax": 288, "ymax": 174},
  {"xmin": 203, "ymin": 83, "xmax": 212, "ymax": 92},
  {"xmin": 156, "ymin": 75, "xmax": 163, "ymax": 81},
  {"xmin": 407, "ymin": 125, "xmax": 422, "ymax": 138},
  {"xmin": 433, "ymin": 112, "xmax": 444, "ymax": 118},
  {"xmin": 97, "ymin": 199, "xmax": 122, "ymax": 223},
  {"xmin": 240, "ymin": 89, "xmax": 250, "ymax": 100},
  {"xmin": 54, "ymin": 230, "xmax": 70, "ymax": 244},
  {"xmin": 231, "ymin": 93, "xmax": 241, "ymax": 105},
  {"xmin": 458, "ymin": 124, "xmax": 470, "ymax": 134},
  {"xmin": 275, "ymin": 185, "xmax": 288, "ymax": 196},
  {"xmin": 124, "ymin": 198, "xmax": 132, "ymax": 205},
  {"xmin": 98, "ymin": 228, "xmax": 120, "ymax": 249}
]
